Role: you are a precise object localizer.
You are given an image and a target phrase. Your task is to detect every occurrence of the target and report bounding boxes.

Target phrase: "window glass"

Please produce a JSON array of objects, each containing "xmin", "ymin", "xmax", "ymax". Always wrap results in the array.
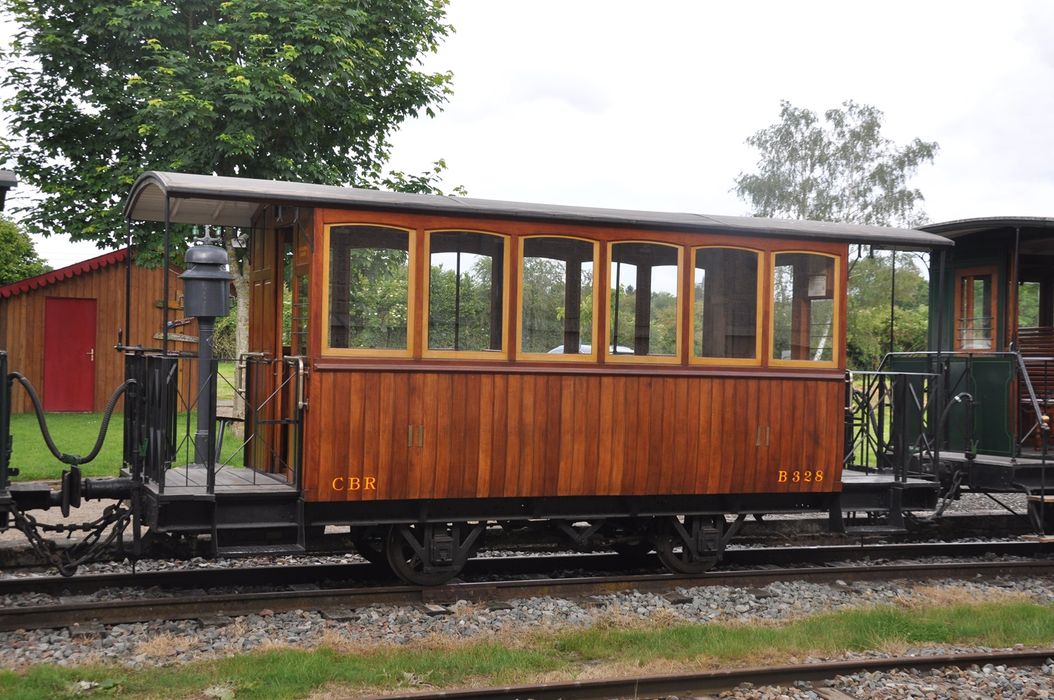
[
  {"xmin": 327, "ymin": 226, "xmax": 409, "ymax": 351},
  {"xmin": 521, "ymin": 237, "xmax": 596, "ymax": 355},
  {"xmin": 772, "ymin": 253, "xmax": 835, "ymax": 362},
  {"xmin": 609, "ymin": 242, "xmax": 680, "ymax": 357},
  {"xmin": 693, "ymin": 248, "xmax": 758, "ymax": 359},
  {"xmin": 957, "ymin": 272, "xmax": 994, "ymax": 350},
  {"xmin": 1019, "ymin": 281, "xmax": 1040, "ymax": 328},
  {"xmin": 428, "ymin": 231, "xmax": 505, "ymax": 352}
]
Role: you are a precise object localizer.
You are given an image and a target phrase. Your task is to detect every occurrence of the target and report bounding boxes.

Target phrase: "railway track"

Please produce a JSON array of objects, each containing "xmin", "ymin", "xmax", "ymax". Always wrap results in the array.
[
  {"xmin": 2, "ymin": 550, "xmax": 1052, "ymax": 632},
  {"xmin": 362, "ymin": 649, "xmax": 1054, "ymax": 700},
  {"xmin": 1, "ymin": 540, "xmax": 1048, "ymax": 597}
]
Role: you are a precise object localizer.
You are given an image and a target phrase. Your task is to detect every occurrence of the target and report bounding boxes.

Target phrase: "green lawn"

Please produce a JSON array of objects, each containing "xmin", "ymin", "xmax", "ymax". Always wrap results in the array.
[
  {"xmin": 6, "ymin": 363, "xmax": 243, "ymax": 481},
  {"xmin": 8, "ymin": 411, "xmax": 246, "ymax": 481},
  {"xmin": 0, "ymin": 600, "xmax": 1052, "ymax": 699}
]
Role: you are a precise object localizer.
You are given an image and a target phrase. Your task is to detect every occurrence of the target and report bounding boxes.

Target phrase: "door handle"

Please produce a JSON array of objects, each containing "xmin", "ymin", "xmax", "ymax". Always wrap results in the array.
[{"xmin": 87, "ymin": 348, "xmax": 95, "ymax": 362}]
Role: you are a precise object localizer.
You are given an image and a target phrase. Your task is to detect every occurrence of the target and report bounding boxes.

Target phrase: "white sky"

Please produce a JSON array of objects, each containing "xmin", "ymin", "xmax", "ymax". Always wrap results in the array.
[{"xmin": 6, "ymin": 0, "xmax": 1054, "ymax": 268}]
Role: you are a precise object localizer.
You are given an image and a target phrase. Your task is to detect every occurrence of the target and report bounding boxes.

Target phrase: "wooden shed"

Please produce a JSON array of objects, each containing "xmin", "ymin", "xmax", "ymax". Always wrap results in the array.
[{"xmin": 0, "ymin": 248, "xmax": 197, "ymax": 413}]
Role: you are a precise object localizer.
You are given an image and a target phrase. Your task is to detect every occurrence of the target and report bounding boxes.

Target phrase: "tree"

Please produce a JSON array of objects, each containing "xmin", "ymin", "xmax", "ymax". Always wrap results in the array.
[
  {"xmin": 735, "ymin": 100, "xmax": 939, "ymax": 369},
  {"xmin": 735, "ymin": 100, "xmax": 937, "ymax": 229},
  {"xmin": 0, "ymin": 216, "xmax": 49, "ymax": 285},
  {"xmin": 3, "ymin": 0, "xmax": 456, "ymax": 383}
]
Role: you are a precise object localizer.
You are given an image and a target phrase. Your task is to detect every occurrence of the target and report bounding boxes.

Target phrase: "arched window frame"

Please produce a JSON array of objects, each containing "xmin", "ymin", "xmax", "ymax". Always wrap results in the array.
[
  {"xmin": 689, "ymin": 245, "xmax": 764, "ymax": 367},
  {"xmin": 422, "ymin": 228, "xmax": 511, "ymax": 360},
  {"xmin": 768, "ymin": 250, "xmax": 841, "ymax": 369},
  {"xmin": 321, "ymin": 222, "xmax": 416, "ymax": 358},
  {"xmin": 516, "ymin": 234, "xmax": 602, "ymax": 363},
  {"xmin": 604, "ymin": 240, "xmax": 685, "ymax": 365}
]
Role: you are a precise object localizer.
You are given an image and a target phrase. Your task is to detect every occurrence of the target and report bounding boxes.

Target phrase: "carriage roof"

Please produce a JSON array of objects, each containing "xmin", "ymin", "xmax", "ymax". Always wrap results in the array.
[{"xmin": 125, "ymin": 170, "xmax": 952, "ymax": 249}]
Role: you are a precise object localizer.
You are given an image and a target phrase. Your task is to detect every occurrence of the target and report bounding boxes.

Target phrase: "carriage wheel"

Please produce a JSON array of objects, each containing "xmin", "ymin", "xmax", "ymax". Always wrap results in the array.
[
  {"xmin": 352, "ymin": 526, "xmax": 391, "ymax": 571},
  {"xmin": 385, "ymin": 522, "xmax": 482, "ymax": 586},
  {"xmin": 654, "ymin": 514, "xmax": 725, "ymax": 574}
]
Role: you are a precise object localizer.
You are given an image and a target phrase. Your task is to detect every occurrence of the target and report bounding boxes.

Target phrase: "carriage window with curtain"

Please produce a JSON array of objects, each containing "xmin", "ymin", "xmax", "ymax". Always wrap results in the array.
[
  {"xmin": 608, "ymin": 242, "xmax": 681, "ymax": 358},
  {"xmin": 693, "ymin": 248, "xmax": 759, "ymax": 361},
  {"xmin": 428, "ymin": 231, "xmax": 506, "ymax": 353},
  {"xmin": 955, "ymin": 269, "xmax": 996, "ymax": 350},
  {"xmin": 520, "ymin": 237, "xmax": 596, "ymax": 357},
  {"xmin": 327, "ymin": 225, "xmax": 410, "ymax": 351},
  {"xmin": 772, "ymin": 252, "xmax": 836, "ymax": 363}
]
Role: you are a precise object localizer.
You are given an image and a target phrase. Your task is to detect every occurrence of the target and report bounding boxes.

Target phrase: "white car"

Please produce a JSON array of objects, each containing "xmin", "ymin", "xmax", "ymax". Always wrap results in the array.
[{"xmin": 547, "ymin": 343, "xmax": 635, "ymax": 354}]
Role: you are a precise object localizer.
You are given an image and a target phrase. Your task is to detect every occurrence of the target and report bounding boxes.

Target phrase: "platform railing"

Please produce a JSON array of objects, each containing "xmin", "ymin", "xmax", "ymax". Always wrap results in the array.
[
  {"xmin": 240, "ymin": 354, "xmax": 305, "ymax": 491},
  {"xmin": 123, "ymin": 351, "xmax": 179, "ymax": 493},
  {"xmin": 123, "ymin": 350, "xmax": 305, "ymax": 495},
  {"xmin": 845, "ymin": 369, "xmax": 941, "ymax": 483}
]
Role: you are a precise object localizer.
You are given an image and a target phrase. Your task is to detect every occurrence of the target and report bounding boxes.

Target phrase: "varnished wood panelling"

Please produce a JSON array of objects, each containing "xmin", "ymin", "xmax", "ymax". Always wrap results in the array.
[{"xmin": 303, "ymin": 371, "xmax": 843, "ymax": 503}]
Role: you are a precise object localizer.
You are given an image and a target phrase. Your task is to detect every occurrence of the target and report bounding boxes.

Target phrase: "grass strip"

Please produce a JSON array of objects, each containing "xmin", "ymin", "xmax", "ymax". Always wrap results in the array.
[
  {"xmin": 1, "ymin": 600, "xmax": 1052, "ymax": 699},
  {"xmin": 9, "ymin": 410, "xmax": 245, "ymax": 481},
  {"xmin": 8, "ymin": 363, "xmax": 239, "ymax": 481}
]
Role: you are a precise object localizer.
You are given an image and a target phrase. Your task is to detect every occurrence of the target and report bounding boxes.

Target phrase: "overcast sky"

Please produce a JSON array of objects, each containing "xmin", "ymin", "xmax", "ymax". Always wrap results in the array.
[{"xmin": 8, "ymin": 0, "xmax": 1054, "ymax": 268}]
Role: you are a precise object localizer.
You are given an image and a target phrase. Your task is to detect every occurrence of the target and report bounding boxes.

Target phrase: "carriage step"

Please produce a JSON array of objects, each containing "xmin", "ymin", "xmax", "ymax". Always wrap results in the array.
[
  {"xmin": 845, "ymin": 525, "xmax": 907, "ymax": 535},
  {"xmin": 216, "ymin": 521, "xmax": 299, "ymax": 531},
  {"xmin": 1027, "ymin": 495, "xmax": 1054, "ymax": 503},
  {"xmin": 215, "ymin": 543, "xmax": 305, "ymax": 557}
]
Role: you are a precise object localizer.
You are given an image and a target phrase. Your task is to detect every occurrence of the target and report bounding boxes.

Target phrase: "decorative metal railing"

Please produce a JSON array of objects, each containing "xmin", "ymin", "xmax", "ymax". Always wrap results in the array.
[{"xmin": 122, "ymin": 351, "xmax": 304, "ymax": 494}]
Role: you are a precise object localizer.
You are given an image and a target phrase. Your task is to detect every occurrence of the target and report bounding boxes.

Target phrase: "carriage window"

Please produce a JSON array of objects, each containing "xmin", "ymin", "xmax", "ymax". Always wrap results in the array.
[
  {"xmin": 772, "ymin": 253, "xmax": 836, "ymax": 363},
  {"xmin": 693, "ymin": 248, "xmax": 759, "ymax": 361},
  {"xmin": 520, "ymin": 237, "xmax": 596, "ymax": 357},
  {"xmin": 955, "ymin": 269, "xmax": 996, "ymax": 350},
  {"xmin": 1019, "ymin": 281, "xmax": 1041, "ymax": 328},
  {"xmin": 609, "ymin": 242, "xmax": 681, "ymax": 359},
  {"xmin": 428, "ymin": 231, "xmax": 506, "ymax": 353},
  {"xmin": 327, "ymin": 225, "xmax": 410, "ymax": 351}
]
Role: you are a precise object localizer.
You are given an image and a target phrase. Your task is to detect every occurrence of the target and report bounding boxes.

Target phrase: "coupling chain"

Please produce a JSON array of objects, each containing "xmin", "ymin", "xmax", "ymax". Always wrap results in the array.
[{"xmin": 9, "ymin": 502, "xmax": 133, "ymax": 576}]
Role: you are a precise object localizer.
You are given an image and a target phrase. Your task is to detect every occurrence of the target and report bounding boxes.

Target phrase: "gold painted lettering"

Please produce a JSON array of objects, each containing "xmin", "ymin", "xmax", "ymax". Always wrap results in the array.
[
  {"xmin": 777, "ymin": 470, "xmax": 788, "ymax": 483},
  {"xmin": 348, "ymin": 477, "xmax": 361, "ymax": 490},
  {"xmin": 364, "ymin": 476, "xmax": 377, "ymax": 490},
  {"xmin": 816, "ymin": 470, "xmax": 824, "ymax": 482},
  {"xmin": 331, "ymin": 477, "xmax": 345, "ymax": 491}
]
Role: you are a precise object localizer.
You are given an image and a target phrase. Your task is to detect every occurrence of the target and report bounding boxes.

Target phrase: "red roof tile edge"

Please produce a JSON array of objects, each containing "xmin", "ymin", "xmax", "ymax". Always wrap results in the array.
[{"xmin": 0, "ymin": 248, "xmax": 128, "ymax": 299}]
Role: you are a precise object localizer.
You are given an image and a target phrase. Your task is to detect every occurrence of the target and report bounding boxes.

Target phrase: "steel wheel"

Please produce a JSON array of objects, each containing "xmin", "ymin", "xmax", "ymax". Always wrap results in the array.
[
  {"xmin": 384, "ymin": 523, "xmax": 467, "ymax": 586},
  {"xmin": 654, "ymin": 515, "xmax": 724, "ymax": 574}
]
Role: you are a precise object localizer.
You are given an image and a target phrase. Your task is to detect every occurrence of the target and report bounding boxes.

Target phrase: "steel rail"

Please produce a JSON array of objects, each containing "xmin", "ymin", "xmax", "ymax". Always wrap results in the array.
[
  {"xmin": 2, "ymin": 559, "xmax": 1053, "ymax": 633},
  {"xmin": 361, "ymin": 649, "xmax": 1054, "ymax": 700},
  {"xmin": 0, "ymin": 540, "xmax": 1049, "ymax": 597}
]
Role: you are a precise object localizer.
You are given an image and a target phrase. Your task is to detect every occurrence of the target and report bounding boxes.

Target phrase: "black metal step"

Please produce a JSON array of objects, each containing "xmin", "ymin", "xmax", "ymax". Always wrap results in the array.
[
  {"xmin": 845, "ymin": 525, "xmax": 908, "ymax": 535},
  {"xmin": 215, "ymin": 543, "xmax": 305, "ymax": 557},
  {"xmin": 215, "ymin": 521, "xmax": 299, "ymax": 531}
]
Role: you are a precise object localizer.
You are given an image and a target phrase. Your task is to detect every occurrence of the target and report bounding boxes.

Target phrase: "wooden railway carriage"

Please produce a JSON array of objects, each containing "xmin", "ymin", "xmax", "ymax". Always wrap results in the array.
[
  {"xmin": 114, "ymin": 172, "xmax": 953, "ymax": 583},
  {"xmin": 0, "ymin": 172, "xmax": 951, "ymax": 583}
]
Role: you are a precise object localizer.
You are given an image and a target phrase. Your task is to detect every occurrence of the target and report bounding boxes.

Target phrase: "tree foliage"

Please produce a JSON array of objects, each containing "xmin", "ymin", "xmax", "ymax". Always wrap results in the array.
[
  {"xmin": 3, "ymin": 0, "xmax": 454, "ymax": 246},
  {"xmin": 846, "ymin": 252, "xmax": 929, "ymax": 368},
  {"xmin": 0, "ymin": 216, "xmax": 50, "ymax": 285},
  {"xmin": 735, "ymin": 100, "xmax": 939, "ymax": 369},
  {"xmin": 735, "ymin": 100, "xmax": 937, "ymax": 228}
]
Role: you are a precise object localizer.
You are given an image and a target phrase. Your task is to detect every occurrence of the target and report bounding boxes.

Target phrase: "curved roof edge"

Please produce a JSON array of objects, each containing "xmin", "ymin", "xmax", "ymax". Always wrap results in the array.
[
  {"xmin": 125, "ymin": 171, "xmax": 953, "ymax": 248},
  {"xmin": 921, "ymin": 216, "xmax": 1054, "ymax": 239}
]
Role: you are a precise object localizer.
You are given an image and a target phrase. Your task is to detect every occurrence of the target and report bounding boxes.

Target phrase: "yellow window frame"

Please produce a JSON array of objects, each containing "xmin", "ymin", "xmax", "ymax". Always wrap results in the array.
[
  {"xmin": 516, "ymin": 234, "xmax": 601, "ymax": 363},
  {"xmin": 605, "ymin": 240, "xmax": 685, "ymax": 365},
  {"xmin": 768, "ymin": 250, "xmax": 841, "ymax": 369},
  {"xmin": 422, "ymin": 228, "xmax": 511, "ymax": 360},
  {"xmin": 689, "ymin": 245, "xmax": 764, "ymax": 367},
  {"xmin": 320, "ymin": 222, "xmax": 416, "ymax": 358}
]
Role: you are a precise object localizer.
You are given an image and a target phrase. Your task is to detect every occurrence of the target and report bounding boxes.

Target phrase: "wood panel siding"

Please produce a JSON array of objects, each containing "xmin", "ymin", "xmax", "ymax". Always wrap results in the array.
[
  {"xmin": 303, "ymin": 370, "xmax": 844, "ymax": 502},
  {"xmin": 1, "ymin": 257, "xmax": 196, "ymax": 414}
]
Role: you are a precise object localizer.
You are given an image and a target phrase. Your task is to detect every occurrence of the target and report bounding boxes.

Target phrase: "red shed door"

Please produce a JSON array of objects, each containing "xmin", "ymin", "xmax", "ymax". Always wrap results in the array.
[{"xmin": 43, "ymin": 297, "xmax": 97, "ymax": 412}]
